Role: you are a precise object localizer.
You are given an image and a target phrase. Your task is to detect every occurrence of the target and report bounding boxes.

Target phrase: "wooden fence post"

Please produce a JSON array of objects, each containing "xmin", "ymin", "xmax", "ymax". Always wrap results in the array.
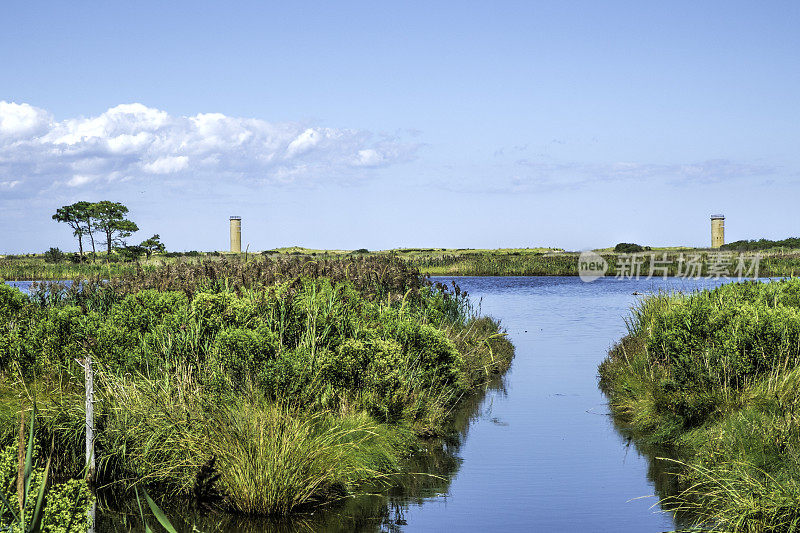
[
  {"xmin": 85, "ymin": 352, "xmax": 94, "ymax": 479},
  {"xmin": 85, "ymin": 351, "xmax": 96, "ymax": 532}
]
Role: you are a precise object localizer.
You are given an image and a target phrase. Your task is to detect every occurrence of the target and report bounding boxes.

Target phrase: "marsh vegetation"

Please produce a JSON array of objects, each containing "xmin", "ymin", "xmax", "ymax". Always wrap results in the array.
[
  {"xmin": 7, "ymin": 246, "xmax": 800, "ymax": 281},
  {"xmin": 600, "ymin": 279, "xmax": 800, "ymax": 531},
  {"xmin": 0, "ymin": 256, "xmax": 513, "ymax": 528}
]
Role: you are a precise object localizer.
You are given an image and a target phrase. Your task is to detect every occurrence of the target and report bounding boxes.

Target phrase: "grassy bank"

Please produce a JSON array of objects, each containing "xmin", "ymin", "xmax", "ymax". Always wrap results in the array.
[
  {"xmin": 409, "ymin": 249, "xmax": 800, "ymax": 277},
  {"xmin": 599, "ymin": 279, "xmax": 800, "ymax": 531},
  {"xmin": 6, "ymin": 247, "xmax": 800, "ymax": 280},
  {"xmin": 0, "ymin": 256, "xmax": 513, "ymax": 526}
]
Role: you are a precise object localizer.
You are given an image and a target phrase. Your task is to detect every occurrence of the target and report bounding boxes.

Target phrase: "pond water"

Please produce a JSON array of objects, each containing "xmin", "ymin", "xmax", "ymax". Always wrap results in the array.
[
  {"xmin": 371, "ymin": 276, "xmax": 739, "ymax": 532},
  {"xmin": 5, "ymin": 281, "xmax": 44, "ymax": 292},
  {"xmin": 5, "ymin": 276, "xmax": 749, "ymax": 531},
  {"xmin": 386, "ymin": 276, "xmax": 704, "ymax": 532}
]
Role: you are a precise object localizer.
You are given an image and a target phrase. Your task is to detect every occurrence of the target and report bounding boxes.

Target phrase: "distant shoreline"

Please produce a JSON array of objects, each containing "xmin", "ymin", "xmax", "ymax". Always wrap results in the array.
[{"xmin": 2, "ymin": 248, "xmax": 799, "ymax": 280}]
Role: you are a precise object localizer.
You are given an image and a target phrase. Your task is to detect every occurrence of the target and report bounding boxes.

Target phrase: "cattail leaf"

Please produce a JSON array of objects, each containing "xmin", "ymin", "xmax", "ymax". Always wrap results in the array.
[
  {"xmin": 28, "ymin": 453, "xmax": 51, "ymax": 533},
  {"xmin": 134, "ymin": 487, "xmax": 154, "ymax": 533},
  {"xmin": 144, "ymin": 490, "xmax": 178, "ymax": 533},
  {"xmin": 23, "ymin": 403, "xmax": 37, "ymax": 505}
]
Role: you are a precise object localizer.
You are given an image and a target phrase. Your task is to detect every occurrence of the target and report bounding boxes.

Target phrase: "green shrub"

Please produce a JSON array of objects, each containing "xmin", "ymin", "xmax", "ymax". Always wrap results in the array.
[
  {"xmin": 210, "ymin": 327, "xmax": 278, "ymax": 392},
  {"xmin": 0, "ymin": 283, "xmax": 30, "ymax": 317},
  {"xmin": 317, "ymin": 338, "xmax": 369, "ymax": 390},
  {"xmin": 112, "ymin": 290, "xmax": 188, "ymax": 333},
  {"xmin": 721, "ymin": 236, "xmax": 800, "ymax": 251},
  {"xmin": 0, "ymin": 441, "xmax": 93, "ymax": 532},
  {"xmin": 645, "ymin": 284, "xmax": 800, "ymax": 388},
  {"xmin": 614, "ymin": 242, "xmax": 650, "ymax": 253},
  {"xmin": 43, "ymin": 247, "xmax": 66, "ymax": 264},
  {"xmin": 363, "ymin": 338, "xmax": 406, "ymax": 420}
]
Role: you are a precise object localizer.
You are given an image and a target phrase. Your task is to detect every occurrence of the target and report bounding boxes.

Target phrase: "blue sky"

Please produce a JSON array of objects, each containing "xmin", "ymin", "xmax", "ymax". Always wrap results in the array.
[{"xmin": 1, "ymin": 1, "xmax": 798, "ymax": 253}]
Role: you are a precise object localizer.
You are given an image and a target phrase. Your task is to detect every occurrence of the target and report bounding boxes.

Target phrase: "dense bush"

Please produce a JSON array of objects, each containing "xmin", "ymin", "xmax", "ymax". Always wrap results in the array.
[
  {"xmin": 116, "ymin": 244, "xmax": 145, "ymax": 261},
  {"xmin": 43, "ymin": 247, "xmax": 66, "ymax": 264},
  {"xmin": 632, "ymin": 281, "xmax": 800, "ymax": 389},
  {"xmin": 613, "ymin": 242, "xmax": 651, "ymax": 253},
  {"xmin": 163, "ymin": 250, "xmax": 202, "ymax": 258},
  {"xmin": 2, "ymin": 278, "xmax": 476, "ymax": 419}
]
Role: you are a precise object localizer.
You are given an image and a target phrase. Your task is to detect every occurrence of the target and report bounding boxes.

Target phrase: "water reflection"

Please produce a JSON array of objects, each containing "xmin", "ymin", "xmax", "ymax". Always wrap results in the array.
[{"xmin": 607, "ymin": 407, "xmax": 706, "ymax": 530}]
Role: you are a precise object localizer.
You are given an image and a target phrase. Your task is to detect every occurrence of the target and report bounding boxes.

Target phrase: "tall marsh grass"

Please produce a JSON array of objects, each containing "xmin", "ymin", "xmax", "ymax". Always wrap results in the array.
[
  {"xmin": 600, "ymin": 278, "xmax": 800, "ymax": 531},
  {"xmin": 207, "ymin": 402, "xmax": 405, "ymax": 515}
]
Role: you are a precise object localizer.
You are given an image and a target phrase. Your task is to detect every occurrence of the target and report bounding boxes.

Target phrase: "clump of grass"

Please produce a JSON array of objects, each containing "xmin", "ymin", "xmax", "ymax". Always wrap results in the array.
[
  {"xmin": 96, "ymin": 367, "xmax": 408, "ymax": 515},
  {"xmin": 207, "ymin": 401, "xmax": 406, "ymax": 515},
  {"xmin": 662, "ymin": 459, "xmax": 800, "ymax": 533}
]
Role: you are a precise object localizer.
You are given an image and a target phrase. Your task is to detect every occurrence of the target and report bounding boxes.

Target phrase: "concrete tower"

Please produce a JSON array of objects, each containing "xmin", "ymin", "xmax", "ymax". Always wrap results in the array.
[
  {"xmin": 230, "ymin": 216, "xmax": 241, "ymax": 253},
  {"xmin": 711, "ymin": 215, "xmax": 725, "ymax": 248}
]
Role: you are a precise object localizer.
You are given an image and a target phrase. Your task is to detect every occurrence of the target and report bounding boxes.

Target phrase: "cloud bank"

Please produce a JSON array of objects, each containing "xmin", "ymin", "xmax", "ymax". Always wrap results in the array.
[{"xmin": 0, "ymin": 101, "xmax": 416, "ymax": 196}]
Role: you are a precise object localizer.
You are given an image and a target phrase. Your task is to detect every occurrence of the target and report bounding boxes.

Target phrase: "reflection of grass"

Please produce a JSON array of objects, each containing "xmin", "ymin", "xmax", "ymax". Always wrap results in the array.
[{"xmin": 599, "ymin": 279, "xmax": 800, "ymax": 531}]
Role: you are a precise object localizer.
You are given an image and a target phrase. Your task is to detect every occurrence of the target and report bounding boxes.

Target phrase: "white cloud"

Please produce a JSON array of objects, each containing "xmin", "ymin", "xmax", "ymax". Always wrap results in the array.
[
  {"xmin": 142, "ymin": 155, "xmax": 189, "ymax": 174},
  {"xmin": 0, "ymin": 101, "xmax": 416, "ymax": 196},
  {"xmin": 285, "ymin": 128, "xmax": 320, "ymax": 158},
  {"xmin": 44, "ymin": 103, "xmax": 169, "ymax": 145},
  {"xmin": 0, "ymin": 102, "xmax": 51, "ymax": 139},
  {"xmin": 67, "ymin": 175, "xmax": 96, "ymax": 187},
  {"xmin": 353, "ymin": 149, "xmax": 384, "ymax": 167}
]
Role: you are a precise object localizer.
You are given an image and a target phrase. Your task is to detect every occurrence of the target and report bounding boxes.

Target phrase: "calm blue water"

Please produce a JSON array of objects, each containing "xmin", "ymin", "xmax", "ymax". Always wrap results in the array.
[
  {"xmin": 4, "ymin": 276, "xmax": 752, "ymax": 531},
  {"xmin": 391, "ymin": 275, "xmax": 740, "ymax": 533},
  {"xmin": 4, "ymin": 281, "xmax": 41, "ymax": 292}
]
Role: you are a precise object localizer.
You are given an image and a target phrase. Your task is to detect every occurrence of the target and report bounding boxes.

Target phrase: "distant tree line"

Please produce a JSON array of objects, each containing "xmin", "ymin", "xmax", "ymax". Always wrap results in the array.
[
  {"xmin": 721, "ymin": 237, "xmax": 800, "ymax": 251},
  {"xmin": 52, "ymin": 201, "xmax": 164, "ymax": 261}
]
